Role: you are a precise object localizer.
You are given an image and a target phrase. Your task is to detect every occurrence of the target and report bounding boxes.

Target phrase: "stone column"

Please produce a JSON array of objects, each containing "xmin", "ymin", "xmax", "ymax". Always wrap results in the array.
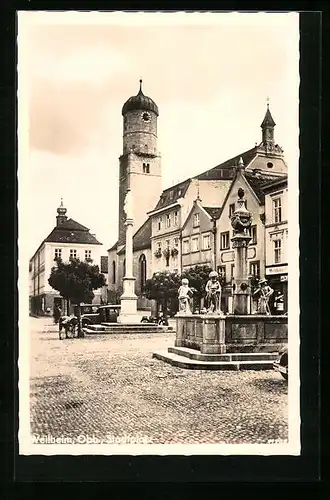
[
  {"xmin": 231, "ymin": 234, "xmax": 251, "ymax": 314},
  {"xmin": 230, "ymin": 184, "xmax": 252, "ymax": 315},
  {"xmin": 118, "ymin": 190, "xmax": 140, "ymax": 324}
]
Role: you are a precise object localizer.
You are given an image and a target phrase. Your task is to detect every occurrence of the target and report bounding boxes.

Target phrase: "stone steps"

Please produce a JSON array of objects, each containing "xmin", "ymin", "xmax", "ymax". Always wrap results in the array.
[
  {"xmin": 168, "ymin": 346, "xmax": 278, "ymax": 362},
  {"xmin": 152, "ymin": 350, "xmax": 275, "ymax": 371},
  {"xmin": 83, "ymin": 324, "xmax": 173, "ymax": 335}
]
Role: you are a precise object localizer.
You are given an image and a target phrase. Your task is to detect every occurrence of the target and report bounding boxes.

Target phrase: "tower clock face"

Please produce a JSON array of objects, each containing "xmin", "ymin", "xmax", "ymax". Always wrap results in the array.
[{"xmin": 142, "ymin": 112, "xmax": 151, "ymax": 122}]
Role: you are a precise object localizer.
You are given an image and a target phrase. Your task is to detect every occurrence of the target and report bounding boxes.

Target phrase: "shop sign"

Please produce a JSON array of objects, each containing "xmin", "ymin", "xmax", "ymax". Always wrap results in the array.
[{"xmin": 266, "ymin": 265, "xmax": 288, "ymax": 275}]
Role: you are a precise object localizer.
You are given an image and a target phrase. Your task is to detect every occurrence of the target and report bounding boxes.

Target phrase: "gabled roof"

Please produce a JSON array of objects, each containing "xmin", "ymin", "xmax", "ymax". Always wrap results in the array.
[
  {"xmin": 202, "ymin": 207, "xmax": 222, "ymax": 220},
  {"xmin": 118, "ymin": 217, "xmax": 152, "ymax": 255},
  {"xmin": 152, "ymin": 179, "xmax": 191, "ymax": 211},
  {"xmin": 244, "ymin": 171, "xmax": 287, "ymax": 204},
  {"xmin": 194, "ymin": 146, "xmax": 258, "ymax": 181}
]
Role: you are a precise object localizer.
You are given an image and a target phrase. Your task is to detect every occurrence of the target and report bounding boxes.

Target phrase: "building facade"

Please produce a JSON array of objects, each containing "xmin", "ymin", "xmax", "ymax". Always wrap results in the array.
[
  {"xmin": 107, "ymin": 83, "xmax": 289, "ymax": 312},
  {"xmin": 263, "ymin": 177, "xmax": 288, "ymax": 313},
  {"xmin": 29, "ymin": 200, "xmax": 105, "ymax": 315}
]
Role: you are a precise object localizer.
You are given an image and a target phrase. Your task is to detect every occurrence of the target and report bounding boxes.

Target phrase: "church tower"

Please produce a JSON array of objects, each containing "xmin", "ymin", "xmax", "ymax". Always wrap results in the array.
[{"xmin": 118, "ymin": 80, "xmax": 162, "ymax": 246}]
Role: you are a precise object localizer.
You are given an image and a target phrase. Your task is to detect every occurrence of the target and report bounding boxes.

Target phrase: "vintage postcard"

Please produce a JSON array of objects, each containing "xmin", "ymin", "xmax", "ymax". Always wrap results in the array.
[{"xmin": 18, "ymin": 11, "xmax": 300, "ymax": 456}]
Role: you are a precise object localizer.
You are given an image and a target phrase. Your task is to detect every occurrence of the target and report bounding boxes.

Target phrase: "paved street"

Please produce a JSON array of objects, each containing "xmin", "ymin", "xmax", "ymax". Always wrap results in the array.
[{"xmin": 29, "ymin": 317, "xmax": 288, "ymax": 445}]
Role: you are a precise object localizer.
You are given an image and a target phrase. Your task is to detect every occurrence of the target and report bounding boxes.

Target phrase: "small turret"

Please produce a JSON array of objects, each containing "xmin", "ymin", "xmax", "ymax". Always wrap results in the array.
[{"xmin": 56, "ymin": 198, "xmax": 67, "ymax": 226}]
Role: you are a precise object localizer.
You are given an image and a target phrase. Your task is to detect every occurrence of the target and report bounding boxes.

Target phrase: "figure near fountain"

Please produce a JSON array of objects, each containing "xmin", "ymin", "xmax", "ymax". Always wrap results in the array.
[
  {"xmin": 205, "ymin": 270, "xmax": 222, "ymax": 314},
  {"xmin": 253, "ymin": 278, "xmax": 274, "ymax": 315},
  {"xmin": 178, "ymin": 278, "xmax": 194, "ymax": 314}
]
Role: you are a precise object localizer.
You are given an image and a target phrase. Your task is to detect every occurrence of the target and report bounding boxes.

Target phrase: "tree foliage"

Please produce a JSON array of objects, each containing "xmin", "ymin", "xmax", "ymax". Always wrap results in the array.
[
  {"xmin": 48, "ymin": 258, "xmax": 106, "ymax": 336},
  {"xmin": 49, "ymin": 257, "xmax": 106, "ymax": 304},
  {"xmin": 181, "ymin": 265, "xmax": 214, "ymax": 299},
  {"xmin": 144, "ymin": 271, "xmax": 181, "ymax": 302}
]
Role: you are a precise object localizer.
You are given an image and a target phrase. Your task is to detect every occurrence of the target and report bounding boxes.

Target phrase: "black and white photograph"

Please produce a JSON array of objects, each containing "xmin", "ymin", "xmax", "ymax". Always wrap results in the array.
[{"xmin": 18, "ymin": 11, "xmax": 300, "ymax": 455}]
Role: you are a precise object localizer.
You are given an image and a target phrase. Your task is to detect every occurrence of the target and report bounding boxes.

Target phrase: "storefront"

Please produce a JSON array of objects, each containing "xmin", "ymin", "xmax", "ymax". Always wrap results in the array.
[{"xmin": 265, "ymin": 264, "xmax": 288, "ymax": 314}]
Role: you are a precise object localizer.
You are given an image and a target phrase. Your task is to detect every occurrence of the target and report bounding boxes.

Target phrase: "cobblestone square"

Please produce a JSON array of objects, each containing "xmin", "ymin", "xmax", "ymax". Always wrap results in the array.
[{"xmin": 29, "ymin": 317, "xmax": 288, "ymax": 445}]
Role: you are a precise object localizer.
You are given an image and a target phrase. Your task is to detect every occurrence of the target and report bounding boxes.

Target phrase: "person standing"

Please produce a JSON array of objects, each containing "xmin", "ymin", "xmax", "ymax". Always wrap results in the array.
[{"xmin": 53, "ymin": 304, "xmax": 62, "ymax": 324}]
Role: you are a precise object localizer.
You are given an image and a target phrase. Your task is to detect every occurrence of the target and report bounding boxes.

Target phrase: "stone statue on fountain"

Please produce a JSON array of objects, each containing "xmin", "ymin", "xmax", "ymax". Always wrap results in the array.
[
  {"xmin": 178, "ymin": 278, "xmax": 194, "ymax": 314},
  {"xmin": 205, "ymin": 270, "xmax": 222, "ymax": 314}
]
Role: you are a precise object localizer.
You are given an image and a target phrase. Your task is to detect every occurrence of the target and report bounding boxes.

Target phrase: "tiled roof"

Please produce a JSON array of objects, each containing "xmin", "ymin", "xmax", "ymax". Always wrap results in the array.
[
  {"xmin": 152, "ymin": 179, "xmax": 191, "ymax": 211},
  {"xmin": 194, "ymin": 147, "xmax": 258, "ymax": 181},
  {"xmin": 56, "ymin": 218, "xmax": 89, "ymax": 231},
  {"xmin": 259, "ymin": 176, "xmax": 288, "ymax": 193},
  {"xmin": 118, "ymin": 218, "xmax": 152, "ymax": 255},
  {"xmin": 243, "ymin": 171, "xmax": 287, "ymax": 204},
  {"xmin": 44, "ymin": 218, "xmax": 102, "ymax": 245},
  {"xmin": 100, "ymin": 256, "xmax": 108, "ymax": 274},
  {"xmin": 202, "ymin": 206, "xmax": 222, "ymax": 220}
]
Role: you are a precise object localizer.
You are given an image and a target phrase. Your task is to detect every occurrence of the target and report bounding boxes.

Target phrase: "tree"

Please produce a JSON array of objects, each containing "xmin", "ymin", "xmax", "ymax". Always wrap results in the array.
[
  {"xmin": 181, "ymin": 265, "xmax": 214, "ymax": 310},
  {"xmin": 144, "ymin": 271, "xmax": 181, "ymax": 318},
  {"xmin": 48, "ymin": 257, "xmax": 106, "ymax": 337}
]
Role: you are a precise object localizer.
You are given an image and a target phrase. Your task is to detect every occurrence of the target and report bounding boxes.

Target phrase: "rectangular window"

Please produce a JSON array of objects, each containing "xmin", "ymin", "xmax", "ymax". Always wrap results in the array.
[
  {"xmin": 174, "ymin": 211, "xmax": 179, "ymax": 226},
  {"xmin": 273, "ymin": 197, "xmax": 282, "ymax": 223},
  {"xmin": 229, "ymin": 203, "xmax": 235, "ymax": 217},
  {"xmin": 220, "ymin": 231, "xmax": 230, "ymax": 250},
  {"xmin": 249, "ymin": 225, "xmax": 257, "ymax": 245},
  {"xmin": 218, "ymin": 266, "xmax": 226, "ymax": 280},
  {"xmin": 202, "ymin": 233, "xmax": 211, "ymax": 250},
  {"xmin": 191, "ymin": 236, "xmax": 200, "ymax": 252},
  {"xmin": 69, "ymin": 249, "xmax": 77, "ymax": 259},
  {"xmin": 274, "ymin": 239, "xmax": 282, "ymax": 263},
  {"xmin": 182, "ymin": 238, "xmax": 190, "ymax": 254},
  {"xmin": 174, "ymin": 237, "xmax": 179, "ymax": 248},
  {"xmin": 54, "ymin": 248, "xmax": 62, "ymax": 259},
  {"xmin": 249, "ymin": 261, "xmax": 260, "ymax": 277},
  {"xmin": 157, "ymin": 217, "xmax": 162, "ymax": 231},
  {"xmin": 231, "ymin": 264, "xmax": 235, "ymax": 278},
  {"xmin": 193, "ymin": 213, "xmax": 200, "ymax": 227},
  {"xmin": 143, "ymin": 162, "xmax": 150, "ymax": 173},
  {"xmin": 165, "ymin": 239, "xmax": 170, "ymax": 248},
  {"xmin": 85, "ymin": 250, "xmax": 92, "ymax": 261},
  {"xmin": 165, "ymin": 214, "xmax": 171, "ymax": 228}
]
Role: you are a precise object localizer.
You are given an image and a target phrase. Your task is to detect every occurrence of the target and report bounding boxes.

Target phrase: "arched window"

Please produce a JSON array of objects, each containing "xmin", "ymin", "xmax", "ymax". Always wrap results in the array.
[
  {"xmin": 112, "ymin": 260, "xmax": 116, "ymax": 284},
  {"xmin": 139, "ymin": 254, "xmax": 147, "ymax": 292}
]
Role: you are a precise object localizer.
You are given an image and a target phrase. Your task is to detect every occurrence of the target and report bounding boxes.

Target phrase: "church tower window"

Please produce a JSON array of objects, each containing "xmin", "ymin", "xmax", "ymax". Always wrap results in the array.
[{"xmin": 143, "ymin": 162, "xmax": 150, "ymax": 173}]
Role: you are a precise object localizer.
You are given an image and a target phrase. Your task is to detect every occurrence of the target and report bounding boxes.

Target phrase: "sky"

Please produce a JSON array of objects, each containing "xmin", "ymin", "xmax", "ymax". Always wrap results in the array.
[{"xmin": 18, "ymin": 11, "xmax": 299, "ymax": 257}]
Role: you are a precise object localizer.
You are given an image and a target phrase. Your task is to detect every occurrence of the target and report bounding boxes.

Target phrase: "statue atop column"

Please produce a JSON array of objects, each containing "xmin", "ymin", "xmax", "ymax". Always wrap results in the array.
[
  {"xmin": 205, "ymin": 271, "xmax": 222, "ymax": 313},
  {"xmin": 231, "ymin": 187, "xmax": 252, "ymax": 238},
  {"xmin": 230, "ymin": 187, "xmax": 253, "ymax": 315}
]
